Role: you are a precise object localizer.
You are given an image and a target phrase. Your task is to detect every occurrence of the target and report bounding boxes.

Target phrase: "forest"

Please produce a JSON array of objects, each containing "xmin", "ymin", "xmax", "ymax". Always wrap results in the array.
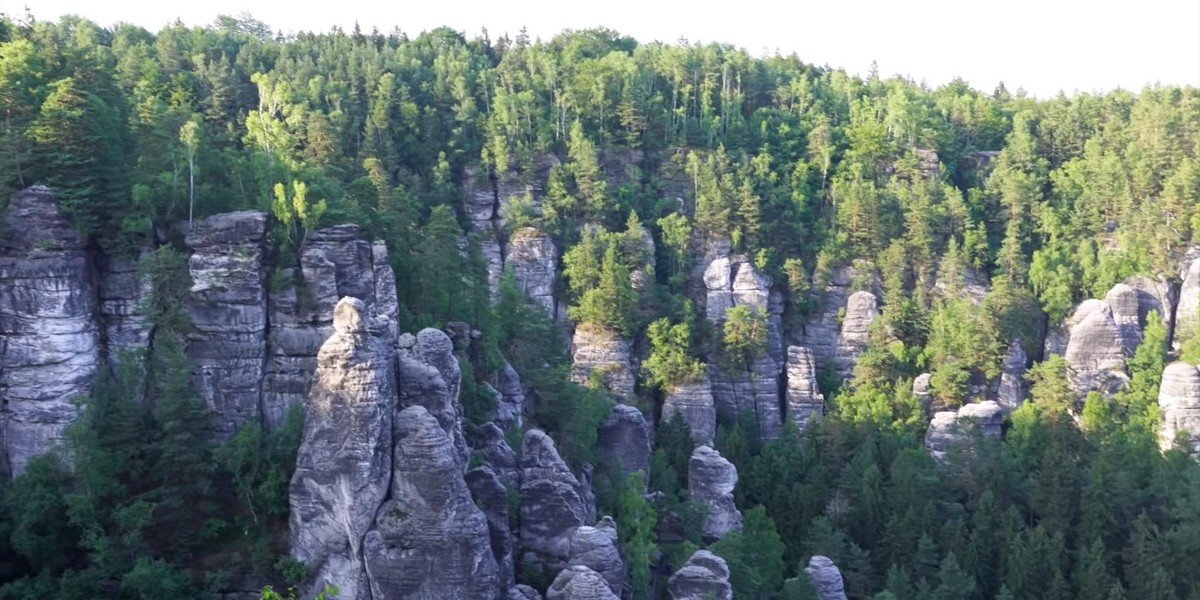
[{"xmin": 0, "ymin": 10, "xmax": 1199, "ymax": 600}]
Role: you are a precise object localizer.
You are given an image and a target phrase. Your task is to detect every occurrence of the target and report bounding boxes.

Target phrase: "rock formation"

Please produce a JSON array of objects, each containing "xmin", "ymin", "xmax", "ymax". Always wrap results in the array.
[
  {"xmin": 1125, "ymin": 274, "xmax": 1177, "ymax": 335},
  {"xmin": 805, "ymin": 556, "xmax": 848, "ymax": 600},
  {"xmin": 1158, "ymin": 361, "xmax": 1200, "ymax": 453},
  {"xmin": 289, "ymin": 297, "xmax": 395, "ymax": 600},
  {"xmin": 833, "ymin": 290, "xmax": 878, "ymax": 380},
  {"xmin": 597, "ymin": 404, "xmax": 652, "ymax": 479},
  {"xmin": 509, "ymin": 585, "xmax": 544, "ymax": 600},
  {"xmin": 992, "ymin": 341, "xmax": 1028, "ymax": 412},
  {"xmin": 263, "ymin": 225, "xmax": 398, "ymax": 428},
  {"xmin": 803, "ymin": 265, "xmax": 866, "ymax": 372},
  {"xmin": 924, "ymin": 401, "xmax": 1004, "ymax": 460},
  {"xmin": 98, "ymin": 250, "xmax": 152, "ymax": 364},
  {"xmin": 507, "ymin": 227, "xmax": 558, "ymax": 316},
  {"xmin": 688, "ymin": 445, "xmax": 742, "ymax": 541},
  {"xmin": 0, "ymin": 186, "xmax": 100, "ymax": 475},
  {"xmin": 566, "ymin": 517, "xmax": 625, "ymax": 596},
  {"xmin": 545, "ymin": 566, "xmax": 619, "ymax": 600},
  {"xmin": 1176, "ymin": 259, "xmax": 1200, "ymax": 351},
  {"xmin": 363, "ymin": 405, "xmax": 499, "ymax": 599},
  {"xmin": 396, "ymin": 328, "xmax": 469, "ymax": 468},
  {"xmin": 570, "ymin": 324, "xmax": 636, "ymax": 401},
  {"xmin": 466, "ymin": 466, "xmax": 517, "ymax": 591},
  {"xmin": 492, "ymin": 360, "xmax": 527, "ymax": 430},
  {"xmin": 520, "ymin": 429, "xmax": 590, "ymax": 580},
  {"xmin": 913, "ymin": 373, "xmax": 935, "ymax": 414},
  {"xmin": 1105, "ymin": 283, "xmax": 1143, "ymax": 355},
  {"xmin": 1062, "ymin": 299, "xmax": 1129, "ymax": 396},
  {"xmin": 184, "ymin": 210, "xmax": 269, "ymax": 436},
  {"xmin": 668, "ymin": 550, "xmax": 733, "ymax": 600},
  {"xmin": 662, "ymin": 377, "xmax": 717, "ymax": 446},
  {"xmin": 786, "ymin": 346, "xmax": 825, "ymax": 430},
  {"xmin": 466, "ymin": 421, "xmax": 521, "ymax": 487}
]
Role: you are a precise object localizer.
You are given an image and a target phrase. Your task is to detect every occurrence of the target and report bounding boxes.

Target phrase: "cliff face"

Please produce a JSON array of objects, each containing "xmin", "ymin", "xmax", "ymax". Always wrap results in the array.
[{"xmin": 0, "ymin": 187, "xmax": 100, "ymax": 475}]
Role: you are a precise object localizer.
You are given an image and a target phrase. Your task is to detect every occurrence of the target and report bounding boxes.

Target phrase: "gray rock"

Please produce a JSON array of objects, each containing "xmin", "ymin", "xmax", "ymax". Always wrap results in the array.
[
  {"xmin": 364, "ymin": 405, "xmax": 500, "ymax": 600},
  {"xmin": 463, "ymin": 164, "xmax": 499, "ymax": 225},
  {"xmin": 913, "ymin": 373, "xmax": 934, "ymax": 413},
  {"xmin": 1158, "ymin": 361, "xmax": 1200, "ymax": 453},
  {"xmin": 834, "ymin": 290, "xmax": 878, "ymax": 381},
  {"xmin": 566, "ymin": 517, "xmax": 625, "ymax": 596},
  {"xmin": 263, "ymin": 226, "xmax": 399, "ymax": 428},
  {"xmin": 545, "ymin": 566, "xmax": 619, "ymax": 600},
  {"xmin": 805, "ymin": 556, "xmax": 848, "ymax": 600},
  {"xmin": 662, "ymin": 377, "xmax": 717, "ymax": 446},
  {"xmin": 1063, "ymin": 299, "xmax": 1129, "ymax": 396},
  {"xmin": 509, "ymin": 585, "xmax": 543, "ymax": 600},
  {"xmin": 992, "ymin": 341, "xmax": 1028, "ymax": 412},
  {"xmin": 466, "ymin": 422, "xmax": 521, "ymax": 488},
  {"xmin": 597, "ymin": 404, "xmax": 652, "ymax": 480},
  {"xmin": 520, "ymin": 429, "xmax": 589, "ymax": 580},
  {"xmin": 668, "ymin": 549, "xmax": 733, "ymax": 600},
  {"xmin": 98, "ymin": 251, "xmax": 152, "ymax": 364},
  {"xmin": 803, "ymin": 265, "xmax": 864, "ymax": 372},
  {"xmin": 397, "ymin": 327, "xmax": 469, "ymax": 468},
  {"xmin": 492, "ymin": 361, "xmax": 527, "ymax": 430},
  {"xmin": 0, "ymin": 186, "xmax": 100, "ymax": 475},
  {"xmin": 466, "ymin": 466, "xmax": 516, "ymax": 591},
  {"xmin": 184, "ymin": 210, "xmax": 269, "ymax": 436},
  {"xmin": 506, "ymin": 227, "xmax": 558, "ymax": 316},
  {"xmin": 786, "ymin": 346, "xmax": 825, "ymax": 431},
  {"xmin": 1105, "ymin": 283, "xmax": 1143, "ymax": 355},
  {"xmin": 289, "ymin": 297, "xmax": 395, "ymax": 600},
  {"xmin": 1177, "ymin": 259, "xmax": 1200, "ymax": 351},
  {"xmin": 710, "ymin": 355, "xmax": 784, "ymax": 439},
  {"xmin": 689, "ymin": 445, "xmax": 742, "ymax": 541},
  {"xmin": 924, "ymin": 401, "xmax": 1004, "ymax": 460},
  {"xmin": 1124, "ymin": 274, "xmax": 1177, "ymax": 337},
  {"xmin": 570, "ymin": 325, "xmax": 636, "ymax": 401}
]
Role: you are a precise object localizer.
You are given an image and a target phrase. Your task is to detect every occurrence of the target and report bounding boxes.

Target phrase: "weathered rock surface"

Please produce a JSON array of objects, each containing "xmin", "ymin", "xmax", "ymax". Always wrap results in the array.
[
  {"xmin": 689, "ymin": 445, "xmax": 742, "ymax": 541},
  {"xmin": 1159, "ymin": 361, "xmax": 1200, "ymax": 453},
  {"xmin": 466, "ymin": 466, "xmax": 516, "ymax": 591},
  {"xmin": 597, "ymin": 404, "xmax": 652, "ymax": 479},
  {"xmin": 992, "ymin": 341, "xmax": 1028, "ymax": 412},
  {"xmin": 0, "ymin": 186, "xmax": 100, "ymax": 475},
  {"xmin": 364, "ymin": 405, "xmax": 499, "ymax": 599},
  {"xmin": 1105, "ymin": 283, "xmax": 1143, "ymax": 355},
  {"xmin": 662, "ymin": 377, "xmax": 717, "ymax": 446},
  {"xmin": 466, "ymin": 421, "xmax": 521, "ymax": 487},
  {"xmin": 1125, "ymin": 274, "xmax": 1177, "ymax": 336},
  {"xmin": 913, "ymin": 373, "xmax": 935, "ymax": 414},
  {"xmin": 570, "ymin": 324, "xmax": 635, "ymax": 401},
  {"xmin": 803, "ymin": 265, "xmax": 864, "ymax": 371},
  {"xmin": 545, "ymin": 566, "xmax": 619, "ymax": 600},
  {"xmin": 834, "ymin": 290, "xmax": 878, "ymax": 380},
  {"xmin": 492, "ymin": 360, "xmax": 527, "ymax": 430},
  {"xmin": 668, "ymin": 550, "xmax": 733, "ymax": 600},
  {"xmin": 263, "ymin": 226, "xmax": 398, "ymax": 428},
  {"xmin": 184, "ymin": 210, "xmax": 269, "ymax": 436},
  {"xmin": 786, "ymin": 346, "xmax": 825, "ymax": 431},
  {"xmin": 805, "ymin": 556, "xmax": 848, "ymax": 600},
  {"xmin": 397, "ymin": 328, "xmax": 469, "ymax": 468},
  {"xmin": 98, "ymin": 251, "xmax": 152, "ymax": 364},
  {"xmin": 566, "ymin": 517, "xmax": 625, "ymax": 596},
  {"xmin": 1176, "ymin": 259, "xmax": 1200, "ymax": 351},
  {"xmin": 520, "ymin": 429, "xmax": 590, "ymax": 580},
  {"xmin": 507, "ymin": 227, "xmax": 558, "ymax": 316},
  {"xmin": 711, "ymin": 354, "xmax": 785, "ymax": 440},
  {"xmin": 1062, "ymin": 299, "xmax": 1129, "ymax": 396},
  {"xmin": 509, "ymin": 585, "xmax": 543, "ymax": 600},
  {"xmin": 289, "ymin": 297, "xmax": 394, "ymax": 600},
  {"xmin": 924, "ymin": 401, "xmax": 1004, "ymax": 460}
]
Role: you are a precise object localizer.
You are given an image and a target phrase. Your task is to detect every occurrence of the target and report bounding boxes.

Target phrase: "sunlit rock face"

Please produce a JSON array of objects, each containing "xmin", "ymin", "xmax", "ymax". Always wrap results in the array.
[{"xmin": 1159, "ymin": 361, "xmax": 1200, "ymax": 454}]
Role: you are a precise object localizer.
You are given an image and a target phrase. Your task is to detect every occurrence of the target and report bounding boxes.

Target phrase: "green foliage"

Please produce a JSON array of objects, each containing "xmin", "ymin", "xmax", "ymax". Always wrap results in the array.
[
  {"xmin": 711, "ymin": 505, "xmax": 787, "ymax": 599},
  {"xmin": 723, "ymin": 305, "xmax": 768, "ymax": 369},
  {"xmin": 643, "ymin": 316, "xmax": 706, "ymax": 391},
  {"xmin": 615, "ymin": 472, "xmax": 657, "ymax": 599},
  {"xmin": 568, "ymin": 242, "xmax": 638, "ymax": 336}
]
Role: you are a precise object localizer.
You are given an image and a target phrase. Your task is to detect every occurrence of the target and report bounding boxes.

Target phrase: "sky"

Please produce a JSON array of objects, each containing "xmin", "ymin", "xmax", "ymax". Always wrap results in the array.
[{"xmin": 10, "ymin": 0, "xmax": 1200, "ymax": 98}]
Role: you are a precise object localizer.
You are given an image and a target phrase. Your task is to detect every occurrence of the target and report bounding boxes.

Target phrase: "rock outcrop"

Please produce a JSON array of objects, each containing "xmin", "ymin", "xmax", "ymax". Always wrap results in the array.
[
  {"xmin": 566, "ymin": 517, "xmax": 625, "ymax": 596},
  {"xmin": 1177, "ymin": 259, "xmax": 1200, "ymax": 351},
  {"xmin": 805, "ymin": 556, "xmax": 848, "ymax": 600},
  {"xmin": 992, "ymin": 341, "xmax": 1028, "ymax": 412},
  {"xmin": 509, "ymin": 585, "xmax": 543, "ymax": 600},
  {"xmin": 1158, "ymin": 361, "xmax": 1200, "ymax": 453},
  {"xmin": 597, "ymin": 404, "xmax": 652, "ymax": 480},
  {"xmin": 545, "ymin": 566, "xmax": 619, "ymax": 600},
  {"xmin": 98, "ymin": 251, "xmax": 152, "ymax": 364},
  {"xmin": 668, "ymin": 550, "xmax": 733, "ymax": 600},
  {"xmin": 466, "ymin": 421, "xmax": 521, "ymax": 487},
  {"xmin": 688, "ymin": 445, "xmax": 742, "ymax": 541},
  {"xmin": 0, "ymin": 186, "xmax": 100, "ymax": 475},
  {"xmin": 662, "ymin": 377, "xmax": 717, "ymax": 446},
  {"xmin": 570, "ymin": 325, "xmax": 636, "ymax": 401},
  {"xmin": 363, "ymin": 405, "xmax": 499, "ymax": 599},
  {"xmin": 520, "ymin": 429, "xmax": 590, "ymax": 580},
  {"xmin": 1062, "ymin": 299, "xmax": 1129, "ymax": 396},
  {"xmin": 1105, "ymin": 283, "xmax": 1143, "ymax": 355},
  {"xmin": 803, "ymin": 265, "xmax": 865, "ymax": 372},
  {"xmin": 924, "ymin": 401, "xmax": 1004, "ymax": 460},
  {"xmin": 185, "ymin": 210, "xmax": 269, "ymax": 436},
  {"xmin": 1125, "ymin": 274, "xmax": 1177, "ymax": 336},
  {"xmin": 397, "ymin": 328, "xmax": 469, "ymax": 468},
  {"xmin": 289, "ymin": 297, "xmax": 395, "ymax": 600},
  {"xmin": 263, "ymin": 226, "xmax": 398, "ymax": 428},
  {"xmin": 833, "ymin": 290, "xmax": 878, "ymax": 380},
  {"xmin": 786, "ymin": 346, "xmax": 825, "ymax": 431},
  {"xmin": 492, "ymin": 361, "xmax": 527, "ymax": 430},
  {"xmin": 913, "ymin": 373, "xmax": 935, "ymax": 414},
  {"xmin": 466, "ymin": 466, "xmax": 517, "ymax": 591},
  {"xmin": 507, "ymin": 227, "xmax": 558, "ymax": 316}
]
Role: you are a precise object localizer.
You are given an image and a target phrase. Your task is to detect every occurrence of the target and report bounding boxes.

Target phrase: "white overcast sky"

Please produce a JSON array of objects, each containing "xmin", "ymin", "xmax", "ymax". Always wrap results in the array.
[{"xmin": 11, "ymin": 0, "xmax": 1200, "ymax": 98}]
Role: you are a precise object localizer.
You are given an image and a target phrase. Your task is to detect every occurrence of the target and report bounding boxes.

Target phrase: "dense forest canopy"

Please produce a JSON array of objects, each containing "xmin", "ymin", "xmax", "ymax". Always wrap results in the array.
[{"xmin": 0, "ymin": 10, "xmax": 1199, "ymax": 600}]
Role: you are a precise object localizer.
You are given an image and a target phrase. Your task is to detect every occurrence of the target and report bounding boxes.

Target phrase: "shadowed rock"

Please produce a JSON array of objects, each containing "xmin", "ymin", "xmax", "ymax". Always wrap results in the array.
[
  {"xmin": 662, "ymin": 377, "xmax": 717, "ymax": 446},
  {"xmin": 566, "ymin": 517, "xmax": 625, "ymax": 596},
  {"xmin": 507, "ymin": 227, "xmax": 558, "ymax": 316},
  {"xmin": 597, "ymin": 404, "xmax": 652, "ymax": 480},
  {"xmin": 806, "ymin": 556, "xmax": 848, "ymax": 600},
  {"xmin": 570, "ymin": 324, "xmax": 636, "ymax": 401},
  {"xmin": 520, "ymin": 429, "xmax": 590, "ymax": 580},
  {"xmin": 668, "ymin": 550, "xmax": 733, "ymax": 600},
  {"xmin": 786, "ymin": 346, "xmax": 825, "ymax": 431},
  {"xmin": 545, "ymin": 566, "xmax": 619, "ymax": 600},
  {"xmin": 689, "ymin": 445, "xmax": 742, "ymax": 541},
  {"xmin": 397, "ymin": 328, "xmax": 469, "ymax": 468}
]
